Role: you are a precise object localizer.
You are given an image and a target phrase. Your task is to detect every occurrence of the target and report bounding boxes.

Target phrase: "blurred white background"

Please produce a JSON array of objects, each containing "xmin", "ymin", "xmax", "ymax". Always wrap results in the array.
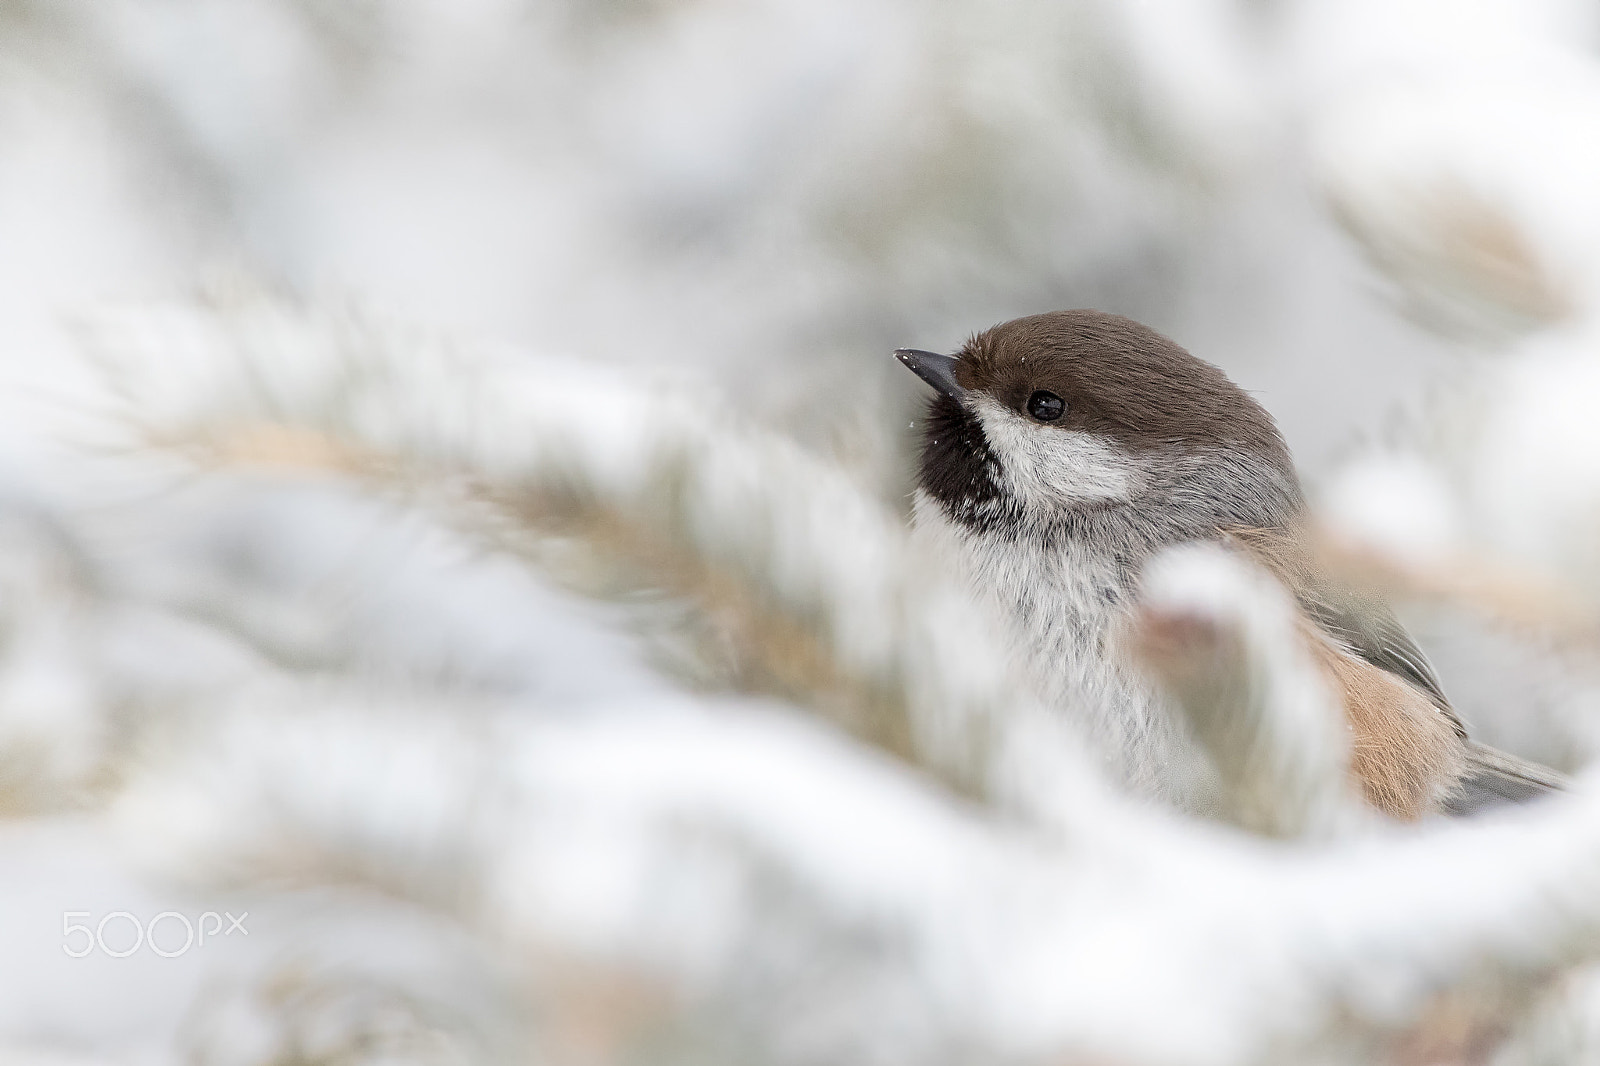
[{"xmin": 5, "ymin": 1, "xmax": 1600, "ymax": 1063}]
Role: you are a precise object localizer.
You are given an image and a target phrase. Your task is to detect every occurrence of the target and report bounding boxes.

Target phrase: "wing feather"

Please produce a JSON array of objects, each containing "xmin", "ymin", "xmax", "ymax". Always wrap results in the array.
[{"xmin": 1222, "ymin": 526, "xmax": 1569, "ymax": 814}]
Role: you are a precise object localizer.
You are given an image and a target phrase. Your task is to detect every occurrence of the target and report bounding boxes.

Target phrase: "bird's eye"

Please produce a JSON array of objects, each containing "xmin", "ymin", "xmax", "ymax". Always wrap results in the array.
[{"xmin": 1027, "ymin": 390, "xmax": 1065, "ymax": 422}]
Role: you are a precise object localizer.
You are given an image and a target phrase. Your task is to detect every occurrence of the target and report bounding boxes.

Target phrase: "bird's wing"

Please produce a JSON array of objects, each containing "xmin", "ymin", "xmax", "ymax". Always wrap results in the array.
[
  {"xmin": 1222, "ymin": 526, "xmax": 1464, "ymax": 735},
  {"xmin": 1223, "ymin": 526, "xmax": 1572, "ymax": 814},
  {"xmin": 1298, "ymin": 588, "xmax": 1578, "ymax": 816},
  {"xmin": 1296, "ymin": 589, "xmax": 1465, "ymax": 736},
  {"xmin": 1445, "ymin": 743, "xmax": 1569, "ymax": 814}
]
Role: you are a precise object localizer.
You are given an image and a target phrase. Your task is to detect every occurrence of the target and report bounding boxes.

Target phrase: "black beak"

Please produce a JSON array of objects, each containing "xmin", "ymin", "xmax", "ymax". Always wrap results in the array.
[{"xmin": 894, "ymin": 349, "xmax": 967, "ymax": 402}]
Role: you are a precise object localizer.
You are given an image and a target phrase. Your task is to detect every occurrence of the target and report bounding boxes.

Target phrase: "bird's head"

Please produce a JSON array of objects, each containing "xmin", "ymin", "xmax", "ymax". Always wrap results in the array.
[{"xmin": 896, "ymin": 310, "xmax": 1300, "ymax": 539}]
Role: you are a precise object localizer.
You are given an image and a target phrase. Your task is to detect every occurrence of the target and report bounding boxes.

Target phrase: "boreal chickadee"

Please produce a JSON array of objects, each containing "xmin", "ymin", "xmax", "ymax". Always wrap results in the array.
[{"xmin": 896, "ymin": 309, "xmax": 1562, "ymax": 820}]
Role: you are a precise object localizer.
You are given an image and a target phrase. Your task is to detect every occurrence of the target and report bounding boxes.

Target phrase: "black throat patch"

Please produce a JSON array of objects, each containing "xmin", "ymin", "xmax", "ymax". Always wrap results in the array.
[{"xmin": 917, "ymin": 395, "xmax": 1020, "ymax": 534}]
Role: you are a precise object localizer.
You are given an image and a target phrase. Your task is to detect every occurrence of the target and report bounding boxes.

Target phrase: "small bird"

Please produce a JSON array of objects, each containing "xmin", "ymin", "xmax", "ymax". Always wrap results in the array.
[{"xmin": 896, "ymin": 309, "xmax": 1563, "ymax": 821}]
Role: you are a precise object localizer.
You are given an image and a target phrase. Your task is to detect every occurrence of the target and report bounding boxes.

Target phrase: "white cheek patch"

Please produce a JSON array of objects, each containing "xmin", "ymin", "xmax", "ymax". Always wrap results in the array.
[{"xmin": 971, "ymin": 394, "xmax": 1141, "ymax": 506}]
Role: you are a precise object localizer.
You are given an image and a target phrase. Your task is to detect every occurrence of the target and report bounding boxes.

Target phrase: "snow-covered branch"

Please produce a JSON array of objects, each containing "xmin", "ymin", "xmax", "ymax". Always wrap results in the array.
[{"xmin": 76, "ymin": 295, "xmax": 1111, "ymax": 831}]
